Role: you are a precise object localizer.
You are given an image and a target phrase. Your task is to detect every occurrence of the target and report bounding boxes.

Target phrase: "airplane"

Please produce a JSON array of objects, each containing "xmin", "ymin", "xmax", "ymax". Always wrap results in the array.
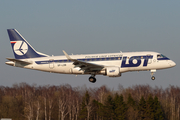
[{"xmin": 5, "ymin": 29, "xmax": 176, "ymax": 83}]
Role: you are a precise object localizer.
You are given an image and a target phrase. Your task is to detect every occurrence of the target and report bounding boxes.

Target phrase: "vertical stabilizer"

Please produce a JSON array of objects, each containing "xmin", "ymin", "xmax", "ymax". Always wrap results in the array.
[{"xmin": 7, "ymin": 29, "xmax": 48, "ymax": 59}]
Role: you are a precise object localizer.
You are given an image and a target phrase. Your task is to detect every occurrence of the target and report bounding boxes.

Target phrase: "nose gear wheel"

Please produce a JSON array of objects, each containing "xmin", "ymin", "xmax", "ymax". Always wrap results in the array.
[{"xmin": 151, "ymin": 76, "xmax": 155, "ymax": 80}]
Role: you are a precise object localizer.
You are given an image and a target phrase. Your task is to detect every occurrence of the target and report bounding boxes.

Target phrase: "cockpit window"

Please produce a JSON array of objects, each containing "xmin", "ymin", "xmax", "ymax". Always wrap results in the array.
[
  {"xmin": 157, "ymin": 54, "xmax": 170, "ymax": 61},
  {"xmin": 157, "ymin": 54, "xmax": 167, "ymax": 58}
]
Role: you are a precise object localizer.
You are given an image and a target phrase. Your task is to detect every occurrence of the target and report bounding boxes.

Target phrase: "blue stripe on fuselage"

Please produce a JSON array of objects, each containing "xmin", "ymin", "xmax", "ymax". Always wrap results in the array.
[{"xmin": 35, "ymin": 57, "xmax": 122, "ymax": 64}]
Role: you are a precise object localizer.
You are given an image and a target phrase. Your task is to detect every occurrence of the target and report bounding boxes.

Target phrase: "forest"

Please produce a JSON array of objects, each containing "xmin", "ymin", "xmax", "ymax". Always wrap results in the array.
[{"xmin": 0, "ymin": 82, "xmax": 180, "ymax": 120}]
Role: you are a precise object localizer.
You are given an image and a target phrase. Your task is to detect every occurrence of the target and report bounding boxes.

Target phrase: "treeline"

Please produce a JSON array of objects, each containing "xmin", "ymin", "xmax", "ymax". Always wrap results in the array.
[{"xmin": 0, "ymin": 83, "xmax": 180, "ymax": 120}]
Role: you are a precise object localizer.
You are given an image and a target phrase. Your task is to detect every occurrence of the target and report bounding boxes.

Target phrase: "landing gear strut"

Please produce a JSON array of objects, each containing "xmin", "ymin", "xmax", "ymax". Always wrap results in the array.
[
  {"xmin": 150, "ymin": 70, "xmax": 156, "ymax": 80},
  {"xmin": 89, "ymin": 74, "xmax": 96, "ymax": 83}
]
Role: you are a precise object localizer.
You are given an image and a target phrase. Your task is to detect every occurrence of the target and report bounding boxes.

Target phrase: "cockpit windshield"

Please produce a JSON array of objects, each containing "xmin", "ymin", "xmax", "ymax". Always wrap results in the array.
[
  {"xmin": 157, "ymin": 54, "xmax": 167, "ymax": 58},
  {"xmin": 157, "ymin": 54, "xmax": 169, "ymax": 60}
]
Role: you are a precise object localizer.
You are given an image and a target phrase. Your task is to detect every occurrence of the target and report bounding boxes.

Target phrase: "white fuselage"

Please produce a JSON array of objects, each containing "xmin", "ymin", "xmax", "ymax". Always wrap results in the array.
[
  {"xmin": 8, "ymin": 51, "xmax": 175, "ymax": 76},
  {"xmin": 6, "ymin": 29, "xmax": 176, "ymax": 82}
]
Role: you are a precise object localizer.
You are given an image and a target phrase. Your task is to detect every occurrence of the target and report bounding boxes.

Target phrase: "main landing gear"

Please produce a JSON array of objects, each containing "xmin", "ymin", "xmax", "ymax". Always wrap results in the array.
[
  {"xmin": 89, "ymin": 74, "xmax": 96, "ymax": 83},
  {"xmin": 150, "ymin": 70, "xmax": 156, "ymax": 80}
]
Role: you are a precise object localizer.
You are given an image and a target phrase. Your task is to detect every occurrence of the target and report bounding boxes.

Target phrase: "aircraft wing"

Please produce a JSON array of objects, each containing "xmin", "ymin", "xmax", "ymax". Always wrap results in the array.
[
  {"xmin": 63, "ymin": 50, "xmax": 104, "ymax": 71},
  {"xmin": 6, "ymin": 58, "xmax": 32, "ymax": 65}
]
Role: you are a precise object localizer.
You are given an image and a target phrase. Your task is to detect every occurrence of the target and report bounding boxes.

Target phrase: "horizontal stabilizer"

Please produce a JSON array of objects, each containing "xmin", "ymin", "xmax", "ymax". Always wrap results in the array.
[{"xmin": 6, "ymin": 58, "xmax": 32, "ymax": 65}]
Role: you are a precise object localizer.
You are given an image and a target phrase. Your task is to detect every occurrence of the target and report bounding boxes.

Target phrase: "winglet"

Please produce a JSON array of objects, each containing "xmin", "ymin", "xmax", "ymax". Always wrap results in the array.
[{"xmin": 63, "ymin": 50, "xmax": 72, "ymax": 60}]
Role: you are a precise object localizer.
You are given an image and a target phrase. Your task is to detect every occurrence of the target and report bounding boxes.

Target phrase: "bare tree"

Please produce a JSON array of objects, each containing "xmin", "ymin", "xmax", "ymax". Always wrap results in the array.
[
  {"xmin": 42, "ymin": 86, "xmax": 48, "ymax": 120},
  {"xmin": 34, "ymin": 87, "xmax": 42, "ymax": 120},
  {"xmin": 95, "ymin": 85, "xmax": 109, "ymax": 104},
  {"xmin": 47, "ymin": 86, "xmax": 56, "ymax": 120},
  {"xmin": 23, "ymin": 84, "xmax": 34, "ymax": 120},
  {"xmin": 57, "ymin": 85, "xmax": 72, "ymax": 120}
]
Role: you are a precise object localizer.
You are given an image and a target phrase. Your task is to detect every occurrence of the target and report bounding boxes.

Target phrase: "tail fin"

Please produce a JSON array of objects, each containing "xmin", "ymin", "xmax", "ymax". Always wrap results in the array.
[{"xmin": 7, "ymin": 29, "xmax": 49, "ymax": 59}]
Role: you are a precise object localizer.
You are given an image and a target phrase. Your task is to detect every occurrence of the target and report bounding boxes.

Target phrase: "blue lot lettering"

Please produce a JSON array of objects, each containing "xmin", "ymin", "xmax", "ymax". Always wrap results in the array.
[{"xmin": 121, "ymin": 56, "xmax": 153, "ymax": 68}]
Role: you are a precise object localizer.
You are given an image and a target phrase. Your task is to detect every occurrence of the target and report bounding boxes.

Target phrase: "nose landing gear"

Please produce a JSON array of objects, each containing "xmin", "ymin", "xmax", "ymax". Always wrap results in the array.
[
  {"xmin": 150, "ymin": 69, "xmax": 156, "ymax": 80},
  {"xmin": 151, "ymin": 76, "xmax": 155, "ymax": 80}
]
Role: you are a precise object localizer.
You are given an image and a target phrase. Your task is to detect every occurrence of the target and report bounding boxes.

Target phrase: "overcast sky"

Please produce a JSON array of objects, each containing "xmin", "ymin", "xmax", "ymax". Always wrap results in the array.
[{"xmin": 0, "ymin": 1, "xmax": 179, "ymax": 89}]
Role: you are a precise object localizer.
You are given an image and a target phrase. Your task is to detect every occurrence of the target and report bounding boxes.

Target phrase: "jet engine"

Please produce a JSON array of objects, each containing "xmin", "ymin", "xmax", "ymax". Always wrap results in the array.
[{"xmin": 105, "ymin": 67, "xmax": 121, "ymax": 77}]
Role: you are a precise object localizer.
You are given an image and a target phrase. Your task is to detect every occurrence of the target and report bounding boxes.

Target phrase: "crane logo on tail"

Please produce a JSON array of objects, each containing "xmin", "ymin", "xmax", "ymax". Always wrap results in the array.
[{"xmin": 12, "ymin": 41, "xmax": 28, "ymax": 56}]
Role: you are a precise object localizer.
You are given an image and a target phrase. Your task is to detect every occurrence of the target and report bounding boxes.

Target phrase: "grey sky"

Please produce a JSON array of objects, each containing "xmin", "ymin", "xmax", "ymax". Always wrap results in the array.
[{"xmin": 0, "ymin": 1, "xmax": 179, "ymax": 89}]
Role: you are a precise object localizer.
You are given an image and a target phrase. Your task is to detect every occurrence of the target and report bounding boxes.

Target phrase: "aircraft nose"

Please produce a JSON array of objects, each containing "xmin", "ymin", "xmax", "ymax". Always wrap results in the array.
[{"xmin": 169, "ymin": 61, "xmax": 176, "ymax": 67}]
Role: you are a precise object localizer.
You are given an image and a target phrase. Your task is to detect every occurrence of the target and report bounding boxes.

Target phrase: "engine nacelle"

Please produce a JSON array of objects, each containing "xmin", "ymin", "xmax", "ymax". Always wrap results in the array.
[{"xmin": 105, "ymin": 67, "xmax": 121, "ymax": 77}]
